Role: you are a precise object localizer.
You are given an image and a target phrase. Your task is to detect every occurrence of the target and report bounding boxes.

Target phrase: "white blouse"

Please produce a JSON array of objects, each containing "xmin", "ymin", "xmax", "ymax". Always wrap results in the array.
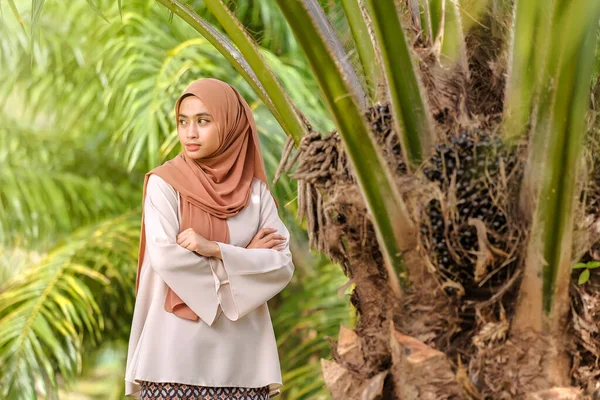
[{"xmin": 124, "ymin": 174, "xmax": 295, "ymax": 398}]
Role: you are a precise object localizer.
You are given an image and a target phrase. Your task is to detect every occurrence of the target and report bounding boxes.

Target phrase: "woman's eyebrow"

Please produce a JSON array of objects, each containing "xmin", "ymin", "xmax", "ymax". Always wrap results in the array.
[{"xmin": 178, "ymin": 112, "xmax": 212, "ymax": 118}]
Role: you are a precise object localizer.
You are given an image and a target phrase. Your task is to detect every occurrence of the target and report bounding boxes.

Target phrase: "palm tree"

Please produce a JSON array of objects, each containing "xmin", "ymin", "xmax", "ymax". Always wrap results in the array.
[
  {"xmin": 0, "ymin": 1, "xmax": 351, "ymax": 399},
  {"xmin": 146, "ymin": 0, "xmax": 600, "ymax": 397},
  {"xmin": 3, "ymin": 0, "xmax": 600, "ymax": 398}
]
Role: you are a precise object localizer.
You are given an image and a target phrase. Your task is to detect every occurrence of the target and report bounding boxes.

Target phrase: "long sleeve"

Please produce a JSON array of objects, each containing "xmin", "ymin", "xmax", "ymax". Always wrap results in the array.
[
  {"xmin": 212, "ymin": 180, "xmax": 295, "ymax": 322},
  {"xmin": 143, "ymin": 174, "xmax": 221, "ymax": 326}
]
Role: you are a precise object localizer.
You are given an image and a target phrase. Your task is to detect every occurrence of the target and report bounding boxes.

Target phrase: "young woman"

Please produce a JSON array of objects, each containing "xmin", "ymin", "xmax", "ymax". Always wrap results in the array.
[{"xmin": 124, "ymin": 78, "xmax": 295, "ymax": 400}]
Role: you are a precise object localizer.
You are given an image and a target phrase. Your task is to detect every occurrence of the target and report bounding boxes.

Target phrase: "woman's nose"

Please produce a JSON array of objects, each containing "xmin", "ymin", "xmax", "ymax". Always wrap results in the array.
[{"xmin": 187, "ymin": 126, "xmax": 199, "ymax": 138}]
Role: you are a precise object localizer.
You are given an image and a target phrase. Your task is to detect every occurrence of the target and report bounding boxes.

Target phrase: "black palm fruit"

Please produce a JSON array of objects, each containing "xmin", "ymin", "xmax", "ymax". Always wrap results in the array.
[{"xmin": 420, "ymin": 130, "xmax": 517, "ymax": 284}]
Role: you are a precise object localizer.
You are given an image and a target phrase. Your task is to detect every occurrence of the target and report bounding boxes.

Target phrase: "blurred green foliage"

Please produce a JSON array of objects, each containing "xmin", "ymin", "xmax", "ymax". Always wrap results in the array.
[{"xmin": 0, "ymin": 1, "xmax": 351, "ymax": 398}]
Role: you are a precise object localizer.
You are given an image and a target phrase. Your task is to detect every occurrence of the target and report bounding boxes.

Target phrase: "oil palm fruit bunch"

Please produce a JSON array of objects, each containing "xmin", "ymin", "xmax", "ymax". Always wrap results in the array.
[
  {"xmin": 420, "ymin": 131, "xmax": 519, "ymax": 288},
  {"xmin": 366, "ymin": 103, "xmax": 408, "ymax": 174}
]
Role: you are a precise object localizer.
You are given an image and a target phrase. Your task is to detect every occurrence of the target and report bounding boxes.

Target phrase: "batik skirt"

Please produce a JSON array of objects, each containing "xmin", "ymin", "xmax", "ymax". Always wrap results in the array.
[{"xmin": 138, "ymin": 380, "xmax": 271, "ymax": 400}]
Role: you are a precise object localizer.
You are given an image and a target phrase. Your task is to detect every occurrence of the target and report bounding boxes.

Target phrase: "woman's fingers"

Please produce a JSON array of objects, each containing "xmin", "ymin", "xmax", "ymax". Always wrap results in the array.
[
  {"xmin": 177, "ymin": 227, "xmax": 283, "ymax": 250},
  {"xmin": 177, "ymin": 229, "xmax": 198, "ymax": 247},
  {"xmin": 257, "ymin": 228, "xmax": 277, "ymax": 240},
  {"xmin": 179, "ymin": 237, "xmax": 190, "ymax": 248},
  {"xmin": 264, "ymin": 232, "xmax": 285, "ymax": 240},
  {"xmin": 261, "ymin": 236, "xmax": 287, "ymax": 248},
  {"xmin": 176, "ymin": 234, "xmax": 187, "ymax": 245},
  {"xmin": 177, "ymin": 229, "xmax": 192, "ymax": 240},
  {"xmin": 251, "ymin": 228, "xmax": 281, "ymax": 247},
  {"xmin": 177, "ymin": 229, "xmax": 205, "ymax": 246}
]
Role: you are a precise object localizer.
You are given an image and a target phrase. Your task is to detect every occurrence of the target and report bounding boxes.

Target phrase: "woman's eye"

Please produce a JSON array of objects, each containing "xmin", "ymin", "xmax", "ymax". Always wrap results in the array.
[{"xmin": 179, "ymin": 119, "xmax": 208, "ymax": 125}]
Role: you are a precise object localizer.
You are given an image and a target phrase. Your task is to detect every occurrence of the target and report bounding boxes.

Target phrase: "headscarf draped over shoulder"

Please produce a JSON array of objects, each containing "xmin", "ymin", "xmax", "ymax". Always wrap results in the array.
[{"xmin": 135, "ymin": 78, "xmax": 276, "ymax": 322}]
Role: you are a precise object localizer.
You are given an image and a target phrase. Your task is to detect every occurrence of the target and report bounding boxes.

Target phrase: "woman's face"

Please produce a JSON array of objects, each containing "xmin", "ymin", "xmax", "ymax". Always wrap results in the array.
[{"xmin": 177, "ymin": 95, "xmax": 221, "ymax": 160}]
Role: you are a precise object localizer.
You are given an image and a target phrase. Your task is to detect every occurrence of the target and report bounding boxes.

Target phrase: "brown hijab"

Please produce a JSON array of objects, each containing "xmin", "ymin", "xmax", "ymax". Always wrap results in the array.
[{"xmin": 135, "ymin": 78, "xmax": 277, "ymax": 322}]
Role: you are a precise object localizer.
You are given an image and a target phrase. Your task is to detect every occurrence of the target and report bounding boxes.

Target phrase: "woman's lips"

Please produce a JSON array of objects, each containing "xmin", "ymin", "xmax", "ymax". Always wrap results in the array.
[{"xmin": 186, "ymin": 144, "xmax": 200, "ymax": 151}]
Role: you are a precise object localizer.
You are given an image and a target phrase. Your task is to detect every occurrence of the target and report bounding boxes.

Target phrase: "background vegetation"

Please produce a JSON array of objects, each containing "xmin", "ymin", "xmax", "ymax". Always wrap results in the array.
[
  {"xmin": 3, "ymin": 0, "xmax": 600, "ymax": 398},
  {"xmin": 0, "ymin": 0, "xmax": 353, "ymax": 398}
]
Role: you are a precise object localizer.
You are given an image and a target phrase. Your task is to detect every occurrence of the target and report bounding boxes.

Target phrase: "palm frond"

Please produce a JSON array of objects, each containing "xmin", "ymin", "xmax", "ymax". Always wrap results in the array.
[
  {"xmin": 0, "ymin": 212, "xmax": 140, "ymax": 398},
  {"xmin": 1, "ymin": 1, "xmax": 329, "ymax": 171},
  {"xmin": 275, "ymin": 0, "xmax": 417, "ymax": 296},
  {"xmin": 436, "ymin": 0, "xmax": 468, "ymax": 70},
  {"xmin": 0, "ymin": 117, "xmax": 135, "ymax": 248},
  {"xmin": 502, "ymin": 0, "xmax": 554, "ymax": 140},
  {"xmin": 0, "ymin": 245, "xmax": 41, "ymax": 288},
  {"xmin": 514, "ymin": 0, "xmax": 600, "ymax": 332},
  {"xmin": 55, "ymin": 342, "xmax": 127, "ymax": 400},
  {"xmin": 341, "ymin": 0, "xmax": 383, "ymax": 101},
  {"xmin": 161, "ymin": 0, "xmax": 307, "ymax": 146},
  {"xmin": 274, "ymin": 259, "xmax": 352, "ymax": 400},
  {"xmin": 223, "ymin": 0, "xmax": 299, "ymax": 55},
  {"xmin": 364, "ymin": 0, "xmax": 434, "ymax": 169},
  {"xmin": 303, "ymin": 0, "xmax": 367, "ymax": 108}
]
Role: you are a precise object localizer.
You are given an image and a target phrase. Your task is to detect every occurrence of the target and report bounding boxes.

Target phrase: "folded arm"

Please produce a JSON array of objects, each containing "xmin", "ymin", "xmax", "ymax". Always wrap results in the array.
[
  {"xmin": 212, "ymin": 180, "xmax": 295, "ymax": 321},
  {"xmin": 143, "ymin": 174, "xmax": 222, "ymax": 326}
]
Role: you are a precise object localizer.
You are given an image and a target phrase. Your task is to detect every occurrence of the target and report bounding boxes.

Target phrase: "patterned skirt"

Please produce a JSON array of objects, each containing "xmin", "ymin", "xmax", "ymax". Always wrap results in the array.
[{"xmin": 138, "ymin": 380, "xmax": 271, "ymax": 400}]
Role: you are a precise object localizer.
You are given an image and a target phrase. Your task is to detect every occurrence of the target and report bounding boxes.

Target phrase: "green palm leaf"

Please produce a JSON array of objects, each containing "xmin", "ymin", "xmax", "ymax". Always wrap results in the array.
[
  {"xmin": 0, "ymin": 213, "xmax": 140, "ymax": 398},
  {"xmin": 364, "ymin": 0, "xmax": 434, "ymax": 169},
  {"xmin": 0, "ymin": 118, "xmax": 134, "ymax": 248},
  {"xmin": 275, "ymin": 0, "xmax": 416, "ymax": 295},
  {"xmin": 514, "ymin": 0, "xmax": 600, "ymax": 333},
  {"xmin": 274, "ymin": 259, "xmax": 352, "ymax": 400},
  {"xmin": 341, "ymin": 0, "xmax": 383, "ymax": 101},
  {"xmin": 159, "ymin": 0, "xmax": 307, "ymax": 146}
]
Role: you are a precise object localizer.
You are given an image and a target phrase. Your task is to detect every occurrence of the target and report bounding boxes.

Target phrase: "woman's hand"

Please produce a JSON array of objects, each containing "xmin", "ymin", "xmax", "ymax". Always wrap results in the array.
[
  {"xmin": 246, "ymin": 228, "xmax": 287, "ymax": 250},
  {"xmin": 176, "ymin": 228, "xmax": 218, "ymax": 257}
]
